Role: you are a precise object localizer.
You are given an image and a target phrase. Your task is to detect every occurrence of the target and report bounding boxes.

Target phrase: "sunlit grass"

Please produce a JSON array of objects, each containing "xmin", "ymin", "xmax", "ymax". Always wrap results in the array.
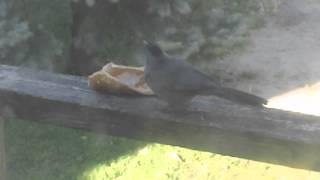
[{"xmin": 81, "ymin": 144, "xmax": 320, "ymax": 180}]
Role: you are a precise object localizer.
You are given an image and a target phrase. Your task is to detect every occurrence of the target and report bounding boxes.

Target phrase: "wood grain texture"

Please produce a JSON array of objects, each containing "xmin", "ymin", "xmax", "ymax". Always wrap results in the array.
[{"xmin": 0, "ymin": 65, "xmax": 320, "ymax": 171}]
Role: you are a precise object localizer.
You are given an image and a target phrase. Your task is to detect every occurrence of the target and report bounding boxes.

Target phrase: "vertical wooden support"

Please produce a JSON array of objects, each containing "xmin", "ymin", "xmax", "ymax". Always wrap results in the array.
[{"xmin": 0, "ymin": 116, "xmax": 6, "ymax": 180}]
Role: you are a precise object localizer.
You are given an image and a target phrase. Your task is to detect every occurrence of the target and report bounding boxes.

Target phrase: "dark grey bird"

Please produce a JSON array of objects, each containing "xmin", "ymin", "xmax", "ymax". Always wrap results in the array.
[{"xmin": 143, "ymin": 41, "xmax": 267, "ymax": 108}]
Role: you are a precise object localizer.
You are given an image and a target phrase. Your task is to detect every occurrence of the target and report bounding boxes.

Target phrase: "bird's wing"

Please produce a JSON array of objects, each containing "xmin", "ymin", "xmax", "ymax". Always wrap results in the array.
[
  {"xmin": 168, "ymin": 58, "xmax": 221, "ymax": 93},
  {"xmin": 168, "ymin": 60, "xmax": 267, "ymax": 106}
]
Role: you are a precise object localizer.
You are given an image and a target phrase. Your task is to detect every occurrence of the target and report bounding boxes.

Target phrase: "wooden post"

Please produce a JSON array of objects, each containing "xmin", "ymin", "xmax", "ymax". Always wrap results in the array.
[{"xmin": 0, "ymin": 116, "xmax": 6, "ymax": 180}]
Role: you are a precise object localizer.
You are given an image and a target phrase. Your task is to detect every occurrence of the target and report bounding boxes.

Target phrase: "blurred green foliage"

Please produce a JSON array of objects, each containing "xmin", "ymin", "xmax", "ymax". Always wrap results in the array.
[
  {"xmin": 146, "ymin": 0, "xmax": 264, "ymax": 62},
  {"xmin": 0, "ymin": 0, "xmax": 71, "ymax": 72},
  {"xmin": 0, "ymin": 0, "xmax": 266, "ymax": 74}
]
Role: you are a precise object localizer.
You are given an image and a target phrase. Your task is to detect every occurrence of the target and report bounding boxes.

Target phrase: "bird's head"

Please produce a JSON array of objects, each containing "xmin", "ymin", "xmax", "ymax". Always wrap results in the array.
[{"xmin": 143, "ymin": 40, "xmax": 164, "ymax": 59}]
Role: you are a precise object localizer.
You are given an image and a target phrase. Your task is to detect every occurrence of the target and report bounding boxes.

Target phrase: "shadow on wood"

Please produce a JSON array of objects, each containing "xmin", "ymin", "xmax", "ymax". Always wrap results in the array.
[{"xmin": 0, "ymin": 65, "xmax": 320, "ymax": 171}]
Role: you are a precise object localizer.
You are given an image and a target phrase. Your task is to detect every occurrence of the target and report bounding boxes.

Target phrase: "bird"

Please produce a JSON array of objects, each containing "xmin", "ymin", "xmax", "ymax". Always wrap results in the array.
[{"xmin": 143, "ymin": 41, "xmax": 267, "ymax": 109}]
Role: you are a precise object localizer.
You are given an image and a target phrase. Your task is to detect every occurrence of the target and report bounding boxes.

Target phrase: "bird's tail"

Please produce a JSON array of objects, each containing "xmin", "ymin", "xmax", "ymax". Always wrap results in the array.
[{"xmin": 201, "ymin": 87, "xmax": 268, "ymax": 107}]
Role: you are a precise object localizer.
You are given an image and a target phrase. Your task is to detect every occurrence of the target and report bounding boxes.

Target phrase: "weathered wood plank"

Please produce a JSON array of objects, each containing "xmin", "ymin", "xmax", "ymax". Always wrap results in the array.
[{"xmin": 0, "ymin": 64, "xmax": 320, "ymax": 171}]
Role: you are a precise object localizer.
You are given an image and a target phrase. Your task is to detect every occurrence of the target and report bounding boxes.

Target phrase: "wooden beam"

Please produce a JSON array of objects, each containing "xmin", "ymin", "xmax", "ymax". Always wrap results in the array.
[{"xmin": 0, "ymin": 65, "xmax": 320, "ymax": 171}]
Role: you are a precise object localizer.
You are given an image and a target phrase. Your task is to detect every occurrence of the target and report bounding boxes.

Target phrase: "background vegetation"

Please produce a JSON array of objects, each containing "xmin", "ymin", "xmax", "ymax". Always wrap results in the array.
[{"xmin": 1, "ymin": 0, "xmax": 264, "ymax": 74}]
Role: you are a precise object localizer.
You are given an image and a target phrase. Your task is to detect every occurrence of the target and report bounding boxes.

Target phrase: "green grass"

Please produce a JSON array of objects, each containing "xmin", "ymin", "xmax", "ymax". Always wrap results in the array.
[
  {"xmin": 5, "ymin": 118, "xmax": 320, "ymax": 180},
  {"xmin": 5, "ymin": 119, "xmax": 145, "ymax": 180}
]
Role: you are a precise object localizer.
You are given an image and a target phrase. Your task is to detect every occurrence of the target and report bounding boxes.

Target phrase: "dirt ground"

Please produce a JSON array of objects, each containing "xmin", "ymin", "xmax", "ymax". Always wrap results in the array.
[{"xmin": 219, "ymin": 0, "xmax": 320, "ymax": 116}]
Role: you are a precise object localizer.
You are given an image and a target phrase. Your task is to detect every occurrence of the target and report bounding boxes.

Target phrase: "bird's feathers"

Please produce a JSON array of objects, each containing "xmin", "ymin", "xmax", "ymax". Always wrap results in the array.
[{"xmin": 144, "ymin": 41, "xmax": 267, "ymax": 107}]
